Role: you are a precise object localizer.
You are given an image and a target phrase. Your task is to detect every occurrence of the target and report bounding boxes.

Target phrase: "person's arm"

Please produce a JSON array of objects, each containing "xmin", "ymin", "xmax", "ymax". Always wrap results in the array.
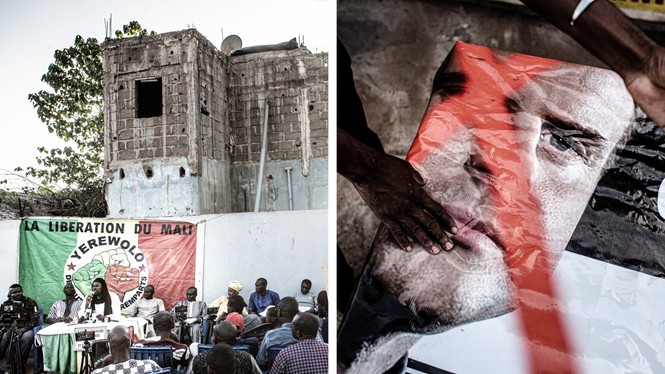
[
  {"xmin": 158, "ymin": 299, "xmax": 165, "ymax": 312},
  {"xmin": 247, "ymin": 294, "xmax": 257, "ymax": 314},
  {"xmin": 271, "ymin": 291, "xmax": 280, "ymax": 306},
  {"xmin": 339, "ymin": 127, "xmax": 458, "ymax": 254},
  {"xmin": 26, "ymin": 299, "xmax": 40, "ymax": 329},
  {"xmin": 45, "ymin": 303, "xmax": 62, "ymax": 324},
  {"xmin": 520, "ymin": 0, "xmax": 665, "ymax": 127}
]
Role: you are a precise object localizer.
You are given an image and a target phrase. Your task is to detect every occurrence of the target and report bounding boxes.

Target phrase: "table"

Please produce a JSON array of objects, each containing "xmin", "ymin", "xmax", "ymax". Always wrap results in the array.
[{"xmin": 35, "ymin": 318, "xmax": 147, "ymax": 373}]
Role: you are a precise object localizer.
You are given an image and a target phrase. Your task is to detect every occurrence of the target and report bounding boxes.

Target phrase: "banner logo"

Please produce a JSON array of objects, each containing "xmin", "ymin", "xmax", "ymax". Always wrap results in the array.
[{"xmin": 64, "ymin": 235, "xmax": 149, "ymax": 310}]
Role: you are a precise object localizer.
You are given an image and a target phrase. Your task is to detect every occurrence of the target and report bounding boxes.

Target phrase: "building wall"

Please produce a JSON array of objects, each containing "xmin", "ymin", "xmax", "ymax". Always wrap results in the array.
[
  {"xmin": 227, "ymin": 49, "xmax": 329, "ymax": 212},
  {"xmin": 102, "ymin": 30, "xmax": 328, "ymax": 217},
  {"xmin": 0, "ymin": 210, "xmax": 327, "ymax": 305}
]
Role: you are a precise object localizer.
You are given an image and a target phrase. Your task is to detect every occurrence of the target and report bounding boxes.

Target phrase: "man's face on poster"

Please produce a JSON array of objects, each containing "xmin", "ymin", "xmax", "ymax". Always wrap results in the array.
[{"xmin": 371, "ymin": 63, "xmax": 636, "ymax": 327}]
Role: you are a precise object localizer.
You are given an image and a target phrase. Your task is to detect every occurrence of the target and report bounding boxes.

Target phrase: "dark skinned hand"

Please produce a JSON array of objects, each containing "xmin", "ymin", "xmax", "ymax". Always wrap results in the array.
[
  {"xmin": 352, "ymin": 152, "xmax": 457, "ymax": 254},
  {"xmin": 338, "ymin": 127, "xmax": 458, "ymax": 254}
]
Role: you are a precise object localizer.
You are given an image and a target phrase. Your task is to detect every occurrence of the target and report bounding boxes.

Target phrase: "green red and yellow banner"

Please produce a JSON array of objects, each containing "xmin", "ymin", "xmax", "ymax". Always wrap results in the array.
[{"xmin": 18, "ymin": 218, "xmax": 197, "ymax": 312}]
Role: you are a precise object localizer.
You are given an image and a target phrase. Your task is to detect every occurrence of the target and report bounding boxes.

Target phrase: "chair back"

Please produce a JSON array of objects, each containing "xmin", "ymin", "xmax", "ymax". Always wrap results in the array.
[
  {"xmin": 146, "ymin": 369, "xmax": 172, "ymax": 374},
  {"xmin": 268, "ymin": 346, "xmax": 285, "ymax": 370},
  {"xmin": 197, "ymin": 343, "xmax": 213, "ymax": 355},
  {"xmin": 233, "ymin": 344, "xmax": 250, "ymax": 353},
  {"xmin": 201, "ymin": 319, "xmax": 210, "ymax": 344},
  {"xmin": 130, "ymin": 346, "xmax": 174, "ymax": 369}
]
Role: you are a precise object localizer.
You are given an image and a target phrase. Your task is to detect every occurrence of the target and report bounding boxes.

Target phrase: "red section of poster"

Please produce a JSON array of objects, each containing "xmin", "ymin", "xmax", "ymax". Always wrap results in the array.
[{"xmin": 138, "ymin": 221, "xmax": 197, "ymax": 310}]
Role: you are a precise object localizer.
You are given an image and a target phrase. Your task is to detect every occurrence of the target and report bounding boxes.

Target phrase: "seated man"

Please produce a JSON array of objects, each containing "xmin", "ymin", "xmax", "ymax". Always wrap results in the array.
[
  {"xmin": 337, "ymin": 42, "xmax": 642, "ymax": 372},
  {"xmin": 247, "ymin": 278, "xmax": 280, "ymax": 315},
  {"xmin": 91, "ymin": 325, "xmax": 161, "ymax": 374},
  {"xmin": 135, "ymin": 311, "xmax": 190, "ymax": 369},
  {"xmin": 123, "ymin": 285, "xmax": 165, "ymax": 336},
  {"xmin": 205, "ymin": 344, "xmax": 238, "ymax": 374},
  {"xmin": 210, "ymin": 280, "xmax": 245, "ymax": 321},
  {"xmin": 316, "ymin": 290, "xmax": 328, "ymax": 343},
  {"xmin": 225, "ymin": 312, "xmax": 259, "ymax": 357},
  {"xmin": 46, "ymin": 281, "xmax": 83, "ymax": 324},
  {"xmin": 171, "ymin": 286, "xmax": 207, "ymax": 344},
  {"xmin": 192, "ymin": 321, "xmax": 261, "ymax": 374},
  {"xmin": 270, "ymin": 312, "xmax": 328, "ymax": 374},
  {"xmin": 256, "ymin": 297, "xmax": 322, "ymax": 369},
  {"xmin": 0, "ymin": 284, "xmax": 39, "ymax": 370},
  {"xmin": 228, "ymin": 295, "xmax": 261, "ymax": 332},
  {"xmin": 293, "ymin": 279, "xmax": 316, "ymax": 312}
]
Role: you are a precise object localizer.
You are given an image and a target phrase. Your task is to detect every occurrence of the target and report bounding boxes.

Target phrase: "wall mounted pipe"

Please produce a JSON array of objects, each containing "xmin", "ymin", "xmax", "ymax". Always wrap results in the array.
[
  {"xmin": 254, "ymin": 100, "xmax": 270, "ymax": 212},
  {"xmin": 285, "ymin": 167, "xmax": 294, "ymax": 211}
]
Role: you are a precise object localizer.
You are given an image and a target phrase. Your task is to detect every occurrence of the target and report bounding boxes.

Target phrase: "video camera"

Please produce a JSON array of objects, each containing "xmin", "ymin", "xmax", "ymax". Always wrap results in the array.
[
  {"xmin": 174, "ymin": 305, "xmax": 188, "ymax": 322},
  {"xmin": 207, "ymin": 306, "xmax": 219, "ymax": 322},
  {"xmin": 0, "ymin": 301, "xmax": 30, "ymax": 324}
]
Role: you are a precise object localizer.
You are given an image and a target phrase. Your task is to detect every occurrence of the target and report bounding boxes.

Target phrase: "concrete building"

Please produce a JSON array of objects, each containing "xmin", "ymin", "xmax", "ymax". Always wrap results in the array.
[{"xmin": 102, "ymin": 30, "xmax": 328, "ymax": 218}]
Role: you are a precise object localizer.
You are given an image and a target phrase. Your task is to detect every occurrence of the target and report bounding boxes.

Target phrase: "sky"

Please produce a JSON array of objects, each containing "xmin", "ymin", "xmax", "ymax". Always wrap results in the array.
[{"xmin": 0, "ymin": 0, "xmax": 331, "ymax": 189}]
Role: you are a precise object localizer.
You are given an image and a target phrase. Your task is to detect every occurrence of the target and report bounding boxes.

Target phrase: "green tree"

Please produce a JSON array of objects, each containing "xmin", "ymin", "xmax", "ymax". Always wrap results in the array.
[{"xmin": 21, "ymin": 22, "xmax": 154, "ymax": 217}]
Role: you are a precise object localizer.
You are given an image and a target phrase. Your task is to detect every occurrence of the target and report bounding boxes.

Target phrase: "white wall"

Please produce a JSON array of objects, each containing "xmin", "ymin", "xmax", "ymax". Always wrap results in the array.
[
  {"xmin": 199, "ymin": 209, "xmax": 328, "ymax": 303},
  {"xmin": 0, "ymin": 220, "xmax": 20, "ymax": 291},
  {"xmin": 0, "ymin": 210, "xmax": 327, "ymax": 305}
]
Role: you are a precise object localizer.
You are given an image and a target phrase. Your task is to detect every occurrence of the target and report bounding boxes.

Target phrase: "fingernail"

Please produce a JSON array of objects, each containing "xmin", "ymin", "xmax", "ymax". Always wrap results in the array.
[
  {"xmin": 445, "ymin": 241, "xmax": 454, "ymax": 251},
  {"xmin": 405, "ymin": 245, "xmax": 412, "ymax": 252},
  {"xmin": 451, "ymin": 226, "xmax": 458, "ymax": 234},
  {"xmin": 431, "ymin": 245, "xmax": 440, "ymax": 254}
]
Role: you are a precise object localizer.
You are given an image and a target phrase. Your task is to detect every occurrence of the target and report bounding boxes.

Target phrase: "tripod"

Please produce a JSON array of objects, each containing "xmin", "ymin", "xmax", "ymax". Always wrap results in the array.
[
  {"xmin": 78, "ymin": 339, "xmax": 95, "ymax": 374},
  {"xmin": 4, "ymin": 321, "xmax": 24, "ymax": 374}
]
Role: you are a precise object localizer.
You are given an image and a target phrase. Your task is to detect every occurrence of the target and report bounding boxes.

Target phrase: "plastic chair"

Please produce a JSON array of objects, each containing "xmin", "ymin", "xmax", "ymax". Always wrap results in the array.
[
  {"xmin": 130, "ymin": 346, "xmax": 174, "ymax": 369},
  {"xmin": 200, "ymin": 319, "xmax": 209, "ymax": 344},
  {"xmin": 33, "ymin": 306, "xmax": 46, "ymax": 373},
  {"xmin": 197, "ymin": 343, "xmax": 213, "ymax": 355},
  {"xmin": 233, "ymin": 344, "xmax": 250, "ymax": 353},
  {"xmin": 267, "ymin": 346, "xmax": 285, "ymax": 371},
  {"xmin": 146, "ymin": 369, "xmax": 172, "ymax": 374}
]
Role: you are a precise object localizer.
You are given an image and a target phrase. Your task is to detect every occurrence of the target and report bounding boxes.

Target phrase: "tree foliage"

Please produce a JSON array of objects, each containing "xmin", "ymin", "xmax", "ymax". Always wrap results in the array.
[{"xmin": 19, "ymin": 22, "xmax": 154, "ymax": 217}]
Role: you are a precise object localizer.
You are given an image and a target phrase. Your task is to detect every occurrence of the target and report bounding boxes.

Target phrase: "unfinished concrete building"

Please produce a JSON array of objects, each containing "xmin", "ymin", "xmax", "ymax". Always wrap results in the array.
[{"xmin": 102, "ymin": 29, "xmax": 328, "ymax": 217}]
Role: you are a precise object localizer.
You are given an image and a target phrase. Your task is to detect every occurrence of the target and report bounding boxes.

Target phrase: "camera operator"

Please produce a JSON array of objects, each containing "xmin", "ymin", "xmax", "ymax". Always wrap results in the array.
[{"xmin": 0, "ymin": 284, "xmax": 40, "ymax": 368}]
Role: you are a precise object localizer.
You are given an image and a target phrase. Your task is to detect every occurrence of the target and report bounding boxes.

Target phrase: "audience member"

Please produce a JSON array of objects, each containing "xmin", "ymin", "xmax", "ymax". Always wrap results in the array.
[
  {"xmin": 205, "ymin": 343, "xmax": 238, "ymax": 374},
  {"xmin": 210, "ymin": 280, "xmax": 246, "ymax": 321},
  {"xmin": 293, "ymin": 279, "xmax": 316, "ymax": 312},
  {"xmin": 124, "ymin": 285, "xmax": 165, "ymax": 321},
  {"xmin": 316, "ymin": 290, "xmax": 328, "ymax": 343},
  {"xmin": 269, "ymin": 312, "xmax": 328, "ymax": 374},
  {"xmin": 46, "ymin": 281, "xmax": 83, "ymax": 324},
  {"xmin": 79, "ymin": 278, "xmax": 119, "ymax": 321},
  {"xmin": 228, "ymin": 295, "xmax": 261, "ymax": 332},
  {"xmin": 263, "ymin": 306, "xmax": 278, "ymax": 326},
  {"xmin": 192, "ymin": 321, "xmax": 261, "ymax": 374},
  {"xmin": 124, "ymin": 285, "xmax": 165, "ymax": 336},
  {"xmin": 256, "ymin": 297, "xmax": 307, "ymax": 368},
  {"xmin": 171, "ymin": 286, "xmax": 207, "ymax": 344},
  {"xmin": 135, "ymin": 311, "xmax": 190, "ymax": 369},
  {"xmin": 91, "ymin": 325, "xmax": 161, "ymax": 374},
  {"xmin": 248, "ymin": 278, "xmax": 280, "ymax": 315},
  {"xmin": 0, "ymin": 284, "xmax": 39, "ymax": 369},
  {"xmin": 225, "ymin": 312, "xmax": 259, "ymax": 357}
]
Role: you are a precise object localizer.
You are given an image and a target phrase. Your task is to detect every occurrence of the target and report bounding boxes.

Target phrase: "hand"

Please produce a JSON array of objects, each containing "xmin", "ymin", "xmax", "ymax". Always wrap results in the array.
[
  {"xmin": 96, "ymin": 314, "xmax": 104, "ymax": 321},
  {"xmin": 625, "ymin": 50, "xmax": 665, "ymax": 129},
  {"xmin": 352, "ymin": 152, "xmax": 457, "ymax": 254},
  {"xmin": 106, "ymin": 265, "xmax": 140, "ymax": 295},
  {"xmin": 63, "ymin": 316, "xmax": 72, "ymax": 323}
]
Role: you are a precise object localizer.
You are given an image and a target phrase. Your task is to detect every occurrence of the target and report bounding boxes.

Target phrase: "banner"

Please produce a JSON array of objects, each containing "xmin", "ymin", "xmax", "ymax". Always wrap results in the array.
[{"xmin": 18, "ymin": 218, "xmax": 197, "ymax": 313}]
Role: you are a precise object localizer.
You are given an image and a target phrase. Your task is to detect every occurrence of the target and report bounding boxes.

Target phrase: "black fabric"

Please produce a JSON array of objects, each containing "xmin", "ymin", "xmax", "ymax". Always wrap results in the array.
[{"xmin": 567, "ymin": 119, "xmax": 665, "ymax": 277}]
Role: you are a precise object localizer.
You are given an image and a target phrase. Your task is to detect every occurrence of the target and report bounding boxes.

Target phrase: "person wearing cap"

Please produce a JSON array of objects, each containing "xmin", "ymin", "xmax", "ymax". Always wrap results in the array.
[
  {"xmin": 226, "ymin": 312, "xmax": 259, "ymax": 357},
  {"xmin": 209, "ymin": 280, "xmax": 246, "ymax": 320},
  {"xmin": 226, "ymin": 294, "xmax": 262, "ymax": 333}
]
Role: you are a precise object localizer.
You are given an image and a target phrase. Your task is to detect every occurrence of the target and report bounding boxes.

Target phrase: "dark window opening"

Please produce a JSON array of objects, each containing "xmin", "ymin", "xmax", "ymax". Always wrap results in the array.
[
  {"xmin": 179, "ymin": 167, "xmax": 186, "ymax": 177},
  {"xmin": 119, "ymin": 169, "xmax": 125, "ymax": 179},
  {"xmin": 136, "ymin": 78, "xmax": 163, "ymax": 118}
]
